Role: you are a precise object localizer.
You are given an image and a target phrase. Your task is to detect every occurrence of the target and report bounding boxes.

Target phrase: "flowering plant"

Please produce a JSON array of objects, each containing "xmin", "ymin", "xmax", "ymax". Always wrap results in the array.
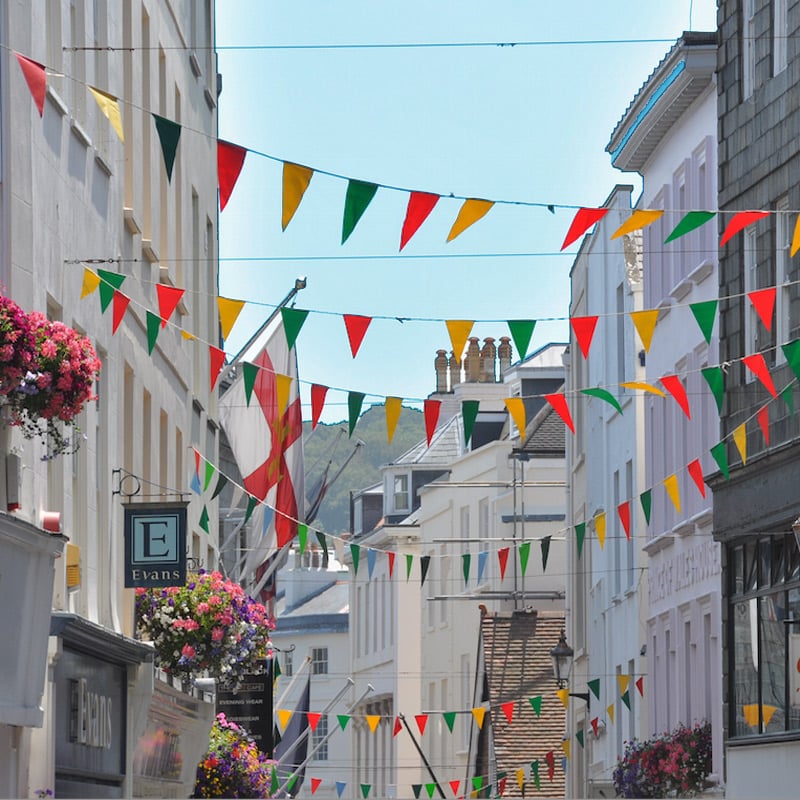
[
  {"xmin": 135, "ymin": 570, "xmax": 274, "ymax": 688},
  {"xmin": 192, "ymin": 712, "xmax": 272, "ymax": 798},
  {"xmin": 0, "ymin": 295, "xmax": 101, "ymax": 457},
  {"xmin": 612, "ymin": 722, "xmax": 712, "ymax": 798}
]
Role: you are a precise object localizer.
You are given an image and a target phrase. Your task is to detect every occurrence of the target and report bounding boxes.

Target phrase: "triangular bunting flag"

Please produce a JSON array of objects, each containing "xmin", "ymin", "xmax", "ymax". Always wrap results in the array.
[
  {"xmin": 446, "ymin": 320, "xmax": 473, "ymax": 363},
  {"xmin": 311, "ymin": 384, "xmax": 328, "ymax": 429},
  {"xmin": 570, "ymin": 315, "xmax": 599, "ymax": 358},
  {"xmin": 367, "ymin": 547, "xmax": 377, "ymax": 579},
  {"xmin": 562, "ymin": 739, "xmax": 571, "ymax": 760},
  {"xmin": 361, "ymin": 784, "xmax": 371, "ymax": 799},
  {"xmin": 276, "ymin": 373, "xmax": 293, "ymax": 417},
  {"xmin": 146, "ymin": 311, "xmax": 161, "ymax": 354},
  {"xmin": 198, "ymin": 505, "xmax": 209, "ymax": 533},
  {"xmin": 297, "ymin": 524, "xmax": 308, "ymax": 555},
  {"xmin": 471, "ymin": 776, "xmax": 484, "ymax": 793},
  {"xmin": 316, "ymin": 531, "xmax": 329, "ymax": 561},
  {"xmin": 217, "ymin": 297, "xmax": 245, "ymax": 341},
  {"xmin": 635, "ymin": 676, "xmax": 644, "ymax": 697},
  {"xmin": 217, "ymin": 140, "xmax": 247, "ymax": 211},
  {"xmin": 545, "ymin": 751, "xmax": 555, "ymax": 781},
  {"xmin": 342, "ymin": 179, "xmax": 379, "ymax": 244},
  {"xmin": 576, "ymin": 729, "xmax": 585, "ymax": 748},
  {"xmin": 14, "ymin": 52, "xmax": 47, "ymax": 116},
  {"xmin": 620, "ymin": 381, "xmax": 666, "ymax": 397},
  {"xmin": 350, "ymin": 544, "xmax": 361, "ymax": 576},
  {"xmin": 471, "ymin": 706, "xmax": 486, "ymax": 728},
  {"xmin": 529, "ymin": 695, "xmax": 542, "ymax": 717},
  {"xmin": 660, "ymin": 374, "xmax": 691, "ymax": 418},
  {"xmin": 733, "ymin": 422, "xmax": 747, "ymax": 465},
  {"xmin": 607, "ymin": 703, "xmax": 615, "ymax": 723},
  {"xmin": 156, "ymin": 284, "xmax": 185, "ymax": 328},
  {"xmin": 617, "ymin": 674, "xmax": 630, "ymax": 695},
  {"xmin": 690, "ymin": 300, "xmax": 718, "ymax": 344},
  {"xmin": 447, "ymin": 198, "xmax": 494, "ymax": 241},
  {"xmin": 621, "ymin": 690, "xmax": 631, "ymax": 710},
  {"xmin": 556, "ymin": 688, "xmax": 569, "ymax": 708},
  {"xmin": 337, "ymin": 714, "xmax": 350, "ymax": 731},
  {"xmin": 710, "ymin": 441, "xmax": 730, "ymax": 480},
  {"xmin": 477, "ymin": 550, "xmax": 488, "ymax": 584},
  {"xmin": 449, "ymin": 779, "xmax": 461, "ymax": 796},
  {"xmin": 242, "ymin": 362, "xmax": 258, "ymax": 406},
  {"xmin": 311, "ymin": 777, "xmax": 322, "ymax": 795},
  {"xmin": 153, "ymin": 114, "xmax": 181, "ymax": 181},
  {"xmin": 462, "ymin": 399, "xmax": 479, "ymax": 446},
  {"xmin": 307, "ymin": 712, "xmax": 322, "ymax": 731},
  {"xmin": 89, "ymin": 86, "xmax": 124, "ymax": 141},
  {"xmin": 595, "ymin": 512, "xmax": 606, "ymax": 549},
  {"xmin": 561, "ymin": 207, "xmax": 609, "ymax": 250},
  {"xmin": 81, "ymin": 267, "xmax": 101, "ymax": 299},
  {"xmin": 366, "ymin": 715, "xmax": 380, "ymax": 733},
  {"xmin": 243, "ymin": 495, "xmax": 258, "ymax": 525},
  {"xmin": 277, "ymin": 709, "xmax": 293, "ymax": 730},
  {"xmin": 507, "ymin": 319, "xmax": 536, "ymax": 361},
  {"xmin": 757, "ymin": 404, "xmax": 770, "ymax": 445},
  {"xmin": 282, "ymin": 162, "xmax": 314, "ymax": 230},
  {"xmin": 720, "ymin": 210, "xmax": 769, "ymax": 246},
  {"xmin": 280, "ymin": 307, "xmax": 308, "ymax": 350},
  {"xmin": 343, "ymin": 314, "xmax": 372, "ymax": 358},
  {"xmin": 498, "ymin": 547, "xmax": 510, "ymax": 579},
  {"xmin": 271, "ymin": 766, "xmax": 279, "ymax": 795},
  {"xmin": 443, "ymin": 711, "xmax": 456, "ymax": 733},
  {"xmin": 581, "ymin": 387, "xmax": 623, "ymax": 414},
  {"xmin": 516, "ymin": 768, "xmax": 525, "ymax": 791},
  {"xmin": 424, "ymin": 399, "xmax": 441, "ymax": 446},
  {"xmin": 203, "ymin": 461, "xmax": 215, "ymax": 492},
  {"xmin": 587, "ymin": 679, "xmax": 601, "ymax": 700},
  {"xmin": 664, "ymin": 474, "xmax": 681, "ymax": 514},
  {"xmin": 748, "ymin": 287, "xmax": 776, "ymax": 332},
  {"xmin": 701, "ymin": 366, "xmax": 726, "ymax": 413},
  {"xmin": 541, "ymin": 535, "xmax": 552, "ymax": 571},
  {"xmin": 336, "ymin": 782, "xmax": 346, "ymax": 798},
  {"xmin": 545, "ymin": 393, "xmax": 575, "ymax": 433},
  {"xmin": 575, "ymin": 522, "xmax": 586, "ymax": 559},
  {"xmin": 630, "ymin": 308, "xmax": 660, "ymax": 352},
  {"xmin": 531, "ymin": 760, "xmax": 541, "ymax": 790},
  {"xmin": 591, "ymin": 717, "xmax": 599, "ymax": 737},
  {"xmin": 687, "ymin": 459, "xmax": 707, "ymax": 498},
  {"xmin": 97, "ymin": 268, "xmax": 126, "ymax": 313},
  {"xmin": 743, "ymin": 353, "xmax": 777, "ymax": 397},
  {"xmin": 501, "ymin": 701, "xmax": 515, "ymax": 724},
  {"xmin": 462, "ymin": 553, "xmax": 471, "ymax": 586},
  {"xmin": 400, "ymin": 191, "xmax": 439, "ymax": 250},
  {"xmin": 112, "ymin": 291, "xmax": 130, "ymax": 334},
  {"xmin": 393, "ymin": 716, "xmax": 402, "ymax": 737},
  {"xmin": 664, "ymin": 210, "xmax": 715, "ymax": 243},
  {"xmin": 406, "ymin": 553, "xmax": 413, "ymax": 581},
  {"xmin": 385, "ymin": 396, "xmax": 402, "ymax": 443},
  {"xmin": 793, "ymin": 214, "xmax": 800, "ymax": 257},
  {"xmin": 612, "ymin": 208, "xmax": 664, "ymax": 239},
  {"xmin": 420, "ymin": 555, "xmax": 431, "ymax": 587},
  {"xmin": 412, "ymin": 785, "xmax": 422, "ymax": 799},
  {"xmin": 518, "ymin": 541, "xmax": 531, "ymax": 576},
  {"xmin": 415, "ymin": 714, "xmax": 429, "ymax": 735},
  {"xmin": 348, "ymin": 391, "xmax": 365, "ymax": 437},
  {"xmin": 387, "ymin": 551, "xmax": 396, "ymax": 579},
  {"xmin": 425, "ymin": 784, "xmax": 436, "ymax": 799},
  {"xmin": 208, "ymin": 345, "xmax": 226, "ymax": 390},
  {"xmin": 504, "ymin": 397, "xmax": 526, "ymax": 435},
  {"xmin": 640, "ymin": 489, "xmax": 652, "ymax": 524},
  {"xmin": 211, "ymin": 474, "xmax": 229, "ymax": 501},
  {"xmin": 783, "ymin": 339, "xmax": 800, "ymax": 382},
  {"xmin": 617, "ymin": 501, "xmax": 631, "ymax": 539}
]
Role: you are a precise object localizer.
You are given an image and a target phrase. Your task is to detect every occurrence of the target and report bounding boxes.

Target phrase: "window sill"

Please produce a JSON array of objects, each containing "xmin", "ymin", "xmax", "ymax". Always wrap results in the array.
[
  {"xmin": 727, "ymin": 731, "xmax": 800, "ymax": 747},
  {"xmin": 687, "ymin": 258, "xmax": 715, "ymax": 285},
  {"xmin": 642, "ymin": 532, "xmax": 674, "ymax": 554},
  {"xmin": 669, "ymin": 276, "xmax": 693, "ymax": 303}
]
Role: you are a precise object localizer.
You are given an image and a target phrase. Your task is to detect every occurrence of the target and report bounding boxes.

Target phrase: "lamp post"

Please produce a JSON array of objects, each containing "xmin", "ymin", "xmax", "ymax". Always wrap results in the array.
[{"xmin": 550, "ymin": 630, "xmax": 590, "ymax": 706}]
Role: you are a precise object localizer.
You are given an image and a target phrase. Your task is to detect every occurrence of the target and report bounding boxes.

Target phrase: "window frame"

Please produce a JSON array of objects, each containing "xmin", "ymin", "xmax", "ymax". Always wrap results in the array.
[{"xmin": 311, "ymin": 646, "xmax": 328, "ymax": 675}]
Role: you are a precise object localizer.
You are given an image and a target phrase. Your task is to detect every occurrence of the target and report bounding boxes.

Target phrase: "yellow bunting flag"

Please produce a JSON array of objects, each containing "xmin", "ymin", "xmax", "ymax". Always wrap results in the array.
[
  {"xmin": 621, "ymin": 381, "xmax": 667, "ymax": 397},
  {"xmin": 282, "ymin": 162, "xmax": 314, "ymax": 231},
  {"xmin": 504, "ymin": 397, "xmax": 526, "ymax": 435},
  {"xmin": 595, "ymin": 512, "xmax": 606, "ymax": 549},
  {"xmin": 611, "ymin": 209, "xmax": 664, "ymax": 239},
  {"xmin": 276, "ymin": 373, "xmax": 293, "ymax": 418},
  {"xmin": 217, "ymin": 297, "xmax": 246, "ymax": 341},
  {"xmin": 516, "ymin": 769, "xmax": 525, "ymax": 790},
  {"xmin": 733, "ymin": 423, "xmax": 747, "ymax": 465},
  {"xmin": 664, "ymin": 474, "xmax": 681, "ymax": 514},
  {"xmin": 561, "ymin": 739, "xmax": 571, "ymax": 760},
  {"xmin": 81, "ymin": 267, "xmax": 101, "ymax": 298},
  {"xmin": 366, "ymin": 715, "xmax": 381, "ymax": 733},
  {"xmin": 607, "ymin": 703, "xmax": 615, "ymax": 723},
  {"xmin": 630, "ymin": 309, "xmax": 659, "ymax": 353},
  {"xmin": 277, "ymin": 709, "xmax": 293, "ymax": 730},
  {"xmin": 385, "ymin": 396, "xmax": 402, "ymax": 444},
  {"xmin": 792, "ymin": 214, "xmax": 800, "ymax": 257},
  {"xmin": 446, "ymin": 320, "xmax": 474, "ymax": 363},
  {"xmin": 617, "ymin": 675, "xmax": 630, "ymax": 696},
  {"xmin": 762, "ymin": 704, "xmax": 778, "ymax": 726},
  {"xmin": 471, "ymin": 706, "xmax": 486, "ymax": 729},
  {"xmin": 181, "ymin": 330, "xmax": 196, "ymax": 341},
  {"xmin": 89, "ymin": 86, "xmax": 124, "ymax": 141},
  {"xmin": 447, "ymin": 198, "xmax": 494, "ymax": 242},
  {"xmin": 556, "ymin": 688, "xmax": 569, "ymax": 708}
]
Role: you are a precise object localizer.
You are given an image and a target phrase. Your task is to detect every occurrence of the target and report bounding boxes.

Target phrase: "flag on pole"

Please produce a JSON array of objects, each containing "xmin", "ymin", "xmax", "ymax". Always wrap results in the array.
[
  {"xmin": 218, "ymin": 315, "xmax": 304, "ymax": 601},
  {"xmin": 274, "ymin": 675, "xmax": 311, "ymax": 796}
]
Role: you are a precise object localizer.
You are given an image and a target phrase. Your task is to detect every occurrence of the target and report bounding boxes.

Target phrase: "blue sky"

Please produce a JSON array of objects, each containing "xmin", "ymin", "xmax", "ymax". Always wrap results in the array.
[{"xmin": 215, "ymin": 1, "xmax": 717, "ymax": 424}]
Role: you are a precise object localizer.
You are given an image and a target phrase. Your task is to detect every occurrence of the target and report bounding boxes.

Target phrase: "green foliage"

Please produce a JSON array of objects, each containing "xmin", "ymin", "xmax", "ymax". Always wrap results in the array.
[{"xmin": 304, "ymin": 403, "xmax": 424, "ymax": 533}]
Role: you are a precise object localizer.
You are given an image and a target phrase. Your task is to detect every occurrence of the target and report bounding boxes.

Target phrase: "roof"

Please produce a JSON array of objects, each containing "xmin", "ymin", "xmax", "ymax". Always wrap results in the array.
[
  {"xmin": 518, "ymin": 400, "xmax": 566, "ymax": 457},
  {"xmin": 479, "ymin": 609, "xmax": 566, "ymax": 798},
  {"xmin": 274, "ymin": 580, "xmax": 349, "ymax": 619},
  {"xmin": 389, "ymin": 412, "xmax": 464, "ymax": 466}
]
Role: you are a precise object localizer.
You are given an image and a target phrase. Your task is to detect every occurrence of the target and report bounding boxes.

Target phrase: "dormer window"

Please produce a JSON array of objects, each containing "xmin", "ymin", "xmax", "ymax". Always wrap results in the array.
[{"xmin": 393, "ymin": 474, "xmax": 410, "ymax": 512}]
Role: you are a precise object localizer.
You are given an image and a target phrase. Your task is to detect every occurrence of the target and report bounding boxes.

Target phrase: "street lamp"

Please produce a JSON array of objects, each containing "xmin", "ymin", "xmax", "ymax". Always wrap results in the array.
[{"xmin": 550, "ymin": 630, "xmax": 590, "ymax": 706}]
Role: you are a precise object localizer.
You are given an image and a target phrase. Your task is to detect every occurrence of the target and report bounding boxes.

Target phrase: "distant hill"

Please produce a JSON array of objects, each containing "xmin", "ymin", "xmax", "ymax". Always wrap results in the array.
[{"xmin": 303, "ymin": 404, "xmax": 424, "ymax": 533}]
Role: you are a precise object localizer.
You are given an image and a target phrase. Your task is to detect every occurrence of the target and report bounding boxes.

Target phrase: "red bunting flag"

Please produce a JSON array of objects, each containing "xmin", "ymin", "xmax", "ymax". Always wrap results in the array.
[
  {"xmin": 742, "ymin": 353, "xmax": 777, "ymax": 397},
  {"xmin": 590, "ymin": 717, "xmax": 599, "ymax": 737},
  {"xmin": 193, "ymin": 447, "xmax": 201, "ymax": 476},
  {"xmin": 498, "ymin": 547, "xmax": 510, "ymax": 580},
  {"xmin": 748, "ymin": 287, "xmax": 776, "ymax": 332},
  {"xmin": 343, "ymin": 314, "xmax": 372, "ymax": 358},
  {"xmin": 449, "ymin": 780, "xmax": 461, "ymax": 796},
  {"xmin": 400, "ymin": 192, "xmax": 439, "ymax": 250},
  {"xmin": 14, "ymin": 52, "xmax": 47, "ymax": 117},
  {"xmin": 393, "ymin": 716, "xmax": 402, "ymax": 737},
  {"xmin": 112, "ymin": 291, "xmax": 130, "ymax": 334},
  {"xmin": 424, "ymin": 399, "xmax": 441, "ymax": 446},
  {"xmin": 660, "ymin": 374, "xmax": 691, "ymax": 419},
  {"xmin": 311, "ymin": 778, "xmax": 322, "ymax": 795},
  {"xmin": 501, "ymin": 701, "xmax": 515, "ymax": 724},
  {"xmin": 570, "ymin": 316, "xmax": 599, "ymax": 359},
  {"xmin": 415, "ymin": 714, "xmax": 428, "ymax": 736},
  {"xmin": 545, "ymin": 393, "xmax": 575, "ymax": 433},
  {"xmin": 757, "ymin": 404, "xmax": 770, "ymax": 445},
  {"xmin": 209, "ymin": 345, "xmax": 226, "ymax": 390},
  {"xmin": 156, "ymin": 284, "xmax": 185, "ymax": 329},
  {"xmin": 545, "ymin": 750, "xmax": 555, "ymax": 781},
  {"xmin": 308, "ymin": 712, "xmax": 322, "ymax": 731},
  {"xmin": 561, "ymin": 207, "xmax": 609, "ymax": 250},
  {"xmin": 217, "ymin": 140, "xmax": 247, "ymax": 211},
  {"xmin": 720, "ymin": 210, "xmax": 769, "ymax": 246},
  {"xmin": 387, "ymin": 551, "xmax": 396, "ymax": 579},
  {"xmin": 617, "ymin": 500, "xmax": 631, "ymax": 540},
  {"xmin": 686, "ymin": 459, "xmax": 707, "ymax": 498},
  {"xmin": 311, "ymin": 384, "xmax": 328, "ymax": 429},
  {"xmin": 635, "ymin": 676, "xmax": 644, "ymax": 697}
]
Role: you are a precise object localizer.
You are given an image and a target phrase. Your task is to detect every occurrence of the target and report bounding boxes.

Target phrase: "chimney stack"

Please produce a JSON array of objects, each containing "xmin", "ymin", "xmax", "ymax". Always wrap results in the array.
[
  {"xmin": 479, "ymin": 337, "xmax": 496, "ymax": 382},
  {"xmin": 449, "ymin": 352, "xmax": 461, "ymax": 389},
  {"xmin": 498, "ymin": 336, "xmax": 513, "ymax": 377},
  {"xmin": 434, "ymin": 349, "xmax": 449, "ymax": 393},
  {"xmin": 466, "ymin": 337, "xmax": 481, "ymax": 382}
]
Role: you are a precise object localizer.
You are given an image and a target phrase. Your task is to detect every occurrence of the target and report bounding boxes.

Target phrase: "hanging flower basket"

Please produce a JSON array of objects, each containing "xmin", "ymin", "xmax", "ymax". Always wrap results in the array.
[
  {"xmin": 0, "ymin": 295, "xmax": 101, "ymax": 457},
  {"xmin": 135, "ymin": 571, "xmax": 275, "ymax": 689}
]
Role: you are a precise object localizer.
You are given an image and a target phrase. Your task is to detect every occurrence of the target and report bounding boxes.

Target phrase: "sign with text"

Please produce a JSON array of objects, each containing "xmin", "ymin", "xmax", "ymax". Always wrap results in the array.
[
  {"xmin": 124, "ymin": 502, "xmax": 187, "ymax": 587},
  {"xmin": 216, "ymin": 660, "xmax": 273, "ymax": 755}
]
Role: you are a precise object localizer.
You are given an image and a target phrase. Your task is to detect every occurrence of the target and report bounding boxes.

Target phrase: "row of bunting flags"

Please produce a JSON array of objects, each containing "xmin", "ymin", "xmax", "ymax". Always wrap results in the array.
[{"xmin": 15, "ymin": 50, "xmax": 800, "ymax": 252}]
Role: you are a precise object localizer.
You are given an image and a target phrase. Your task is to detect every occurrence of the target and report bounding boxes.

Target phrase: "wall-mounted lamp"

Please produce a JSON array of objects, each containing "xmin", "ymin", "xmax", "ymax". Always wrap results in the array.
[{"xmin": 550, "ymin": 630, "xmax": 590, "ymax": 707}]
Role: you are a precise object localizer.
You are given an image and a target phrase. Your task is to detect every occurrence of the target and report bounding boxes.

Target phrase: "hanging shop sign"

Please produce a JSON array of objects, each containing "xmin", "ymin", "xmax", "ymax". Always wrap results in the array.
[{"xmin": 124, "ymin": 502, "xmax": 187, "ymax": 588}]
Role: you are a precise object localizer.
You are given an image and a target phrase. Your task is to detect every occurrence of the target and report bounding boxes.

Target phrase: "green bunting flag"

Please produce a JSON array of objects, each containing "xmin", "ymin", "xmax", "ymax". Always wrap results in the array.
[
  {"xmin": 316, "ymin": 531, "xmax": 329, "ymax": 560},
  {"xmin": 462, "ymin": 399, "xmax": 480, "ymax": 446},
  {"xmin": 280, "ymin": 307, "xmax": 308, "ymax": 351},
  {"xmin": 420, "ymin": 555, "xmax": 431, "ymax": 587},
  {"xmin": 782, "ymin": 384, "xmax": 795, "ymax": 414},
  {"xmin": 575, "ymin": 522, "xmax": 586, "ymax": 559},
  {"xmin": 406, "ymin": 553, "xmax": 414, "ymax": 581},
  {"xmin": 350, "ymin": 543, "xmax": 361, "ymax": 575},
  {"xmin": 621, "ymin": 690, "xmax": 631, "ymax": 710},
  {"xmin": 286, "ymin": 775, "xmax": 298, "ymax": 793},
  {"xmin": 529, "ymin": 695, "xmax": 542, "ymax": 717},
  {"xmin": 342, "ymin": 179, "xmax": 379, "ymax": 244},
  {"xmin": 242, "ymin": 362, "xmax": 259, "ymax": 406},
  {"xmin": 146, "ymin": 310, "xmax": 161, "ymax": 354},
  {"xmin": 587, "ymin": 679, "xmax": 601, "ymax": 700},
  {"xmin": 348, "ymin": 391, "xmax": 365, "ymax": 437},
  {"xmin": 412, "ymin": 785, "xmax": 422, "ymax": 799},
  {"xmin": 710, "ymin": 441, "xmax": 730, "ymax": 480},
  {"xmin": 462, "ymin": 553, "xmax": 471, "ymax": 585},
  {"xmin": 701, "ymin": 366, "xmax": 725, "ymax": 413},
  {"xmin": 360, "ymin": 785, "xmax": 371, "ymax": 799},
  {"xmin": 153, "ymin": 114, "xmax": 181, "ymax": 181},
  {"xmin": 782, "ymin": 339, "xmax": 800, "ymax": 382},
  {"xmin": 576, "ymin": 729, "xmax": 585, "ymax": 748},
  {"xmin": 210, "ymin": 474, "xmax": 228, "ymax": 500},
  {"xmin": 271, "ymin": 766, "xmax": 279, "ymax": 795},
  {"xmin": 203, "ymin": 461, "xmax": 215, "ymax": 492},
  {"xmin": 199, "ymin": 505, "xmax": 209, "ymax": 533},
  {"xmin": 640, "ymin": 490, "xmax": 652, "ymax": 525},
  {"xmin": 272, "ymin": 657, "xmax": 281, "ymax": 682},
  {"xmin": 471, "ymin": 776, "xmax": 484, "ymax": 792},
  {"xmin": 337, "ymin": 714, "xmax": 350, "ymax": 731},
  {"xmin": 297, "ymin": 524, "xmax": 308, "ymax": 555},
  {"xmin": 690, "ymin": 299, "xmax": 718, "ymax": 344},
  {"xmin": 97, "ymin": 268, "xmax": 126, "ymax": 313},
  {"xmin": 443, "ymin": 711, "xmax": 456, "ymax": 732},
  {"xmin": 243, "ymin": 495, "xmax": 258, "ymax": 525},
  {"xmin": 581, "ymin": 387, "xmax": 623, "ymax": 415},
  {"xmin": 531, "ymin": 760, "xmax": 541, "ymax": 790},
  {"xmin": 519, "ymin": 541, "xmax": 531, "ymax": 576},
  {"xmin": 507, "ymin": 320, "xmax": 536, "ymax": 361},
  {"xmin": 541, "ymin": 536, "xmax": 551, "ymax": 572},
  {"xmin": 425, "ymin": 784, "xmax": 436, "ymax": 799},
  {"xmin": 664, "ymin": 210, "xmax": 715, "ymax": 243}
]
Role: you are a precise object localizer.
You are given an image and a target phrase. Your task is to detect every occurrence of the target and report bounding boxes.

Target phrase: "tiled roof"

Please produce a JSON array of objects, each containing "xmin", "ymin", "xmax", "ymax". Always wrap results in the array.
[
  {"xmin": 519, "ymin": 401, "xmax": 566, "ymax": 457},
  {"xmin": 480, "ymin": 609, "xmax": 566, "ymax": 798},
  {"xmin": 391, "ymin": 412, "xmax": 464, "ymax": 466}
]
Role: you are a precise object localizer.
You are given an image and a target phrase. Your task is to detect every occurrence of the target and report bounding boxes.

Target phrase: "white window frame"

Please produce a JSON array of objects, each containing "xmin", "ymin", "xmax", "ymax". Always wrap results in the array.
[
  {"xmin": 774, "ymin": 0, "xmax": 788, "ymax": 75},
  {"xmin": 743, "ymin": 0, "xmax": 756, "ymax": 98},
  {"xmin": 311, "ymin": 646, "xmax": 328, "ymax": 675},
  {"xmin": 311, "ymin": 714, "xmax": 329, "ymax": 761},
  {"xmin": 392, "ymin": 473, "xmax": 409, "ymax": 513},
  {"xmin": 775, "ymin": 195, "xmax": 791, "ymax": 363}
]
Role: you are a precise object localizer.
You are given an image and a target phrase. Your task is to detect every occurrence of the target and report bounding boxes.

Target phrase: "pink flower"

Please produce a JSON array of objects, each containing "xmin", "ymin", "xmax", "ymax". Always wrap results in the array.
[
  {"xmin": 196, "ymin": 602, "xmax": 210, "ymax": 614},
  {"xmin": 181, "ymin": 644, "xmax": 196, "ymax": 659},
  {"xmin": 207, "ymin": 595, "xmax": 222, "ymax": 606},
  {"xmin": 212, "ymin": 627, "xmax": 225, "ymax": 642},
  {"xmin": 40, "ymin": 340, "xmax": 57, "ymax": 359}
]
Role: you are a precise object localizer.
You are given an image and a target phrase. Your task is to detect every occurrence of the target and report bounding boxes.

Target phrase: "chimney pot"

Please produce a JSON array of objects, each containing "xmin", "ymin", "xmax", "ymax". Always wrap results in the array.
[
  {"xmin": 479, "ymin": 337, "xmax": 497, "ymax": 383},
  {"xmin": 466, "ymin": 337, "xmax": 481, "ymax": 382},
  {"xmin": 498, "ymin": 336, "xmax": 513, "ymax": 377},
  {"xmin": 434, "ymin": 349, "xmax": 449, "ymax": 393}
]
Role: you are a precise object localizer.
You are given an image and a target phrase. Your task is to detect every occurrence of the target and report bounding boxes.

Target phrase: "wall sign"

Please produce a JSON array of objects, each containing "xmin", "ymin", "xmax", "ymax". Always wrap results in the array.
[{"xmin": 124, "ymin": 502, "xmax": 187, "ymax": 587}]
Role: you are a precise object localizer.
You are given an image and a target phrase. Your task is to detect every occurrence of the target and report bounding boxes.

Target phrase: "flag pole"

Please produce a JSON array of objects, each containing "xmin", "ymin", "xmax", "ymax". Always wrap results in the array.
[{"xmin": 274, "ymin": 655, "xmax": 311, "ymax": 710}]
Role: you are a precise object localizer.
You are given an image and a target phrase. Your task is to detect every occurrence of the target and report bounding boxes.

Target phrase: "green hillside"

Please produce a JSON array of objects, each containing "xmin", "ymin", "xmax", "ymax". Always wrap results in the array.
[{"xmin": 303, "ymin": 403, "xmax": 424, "ymax": 533}]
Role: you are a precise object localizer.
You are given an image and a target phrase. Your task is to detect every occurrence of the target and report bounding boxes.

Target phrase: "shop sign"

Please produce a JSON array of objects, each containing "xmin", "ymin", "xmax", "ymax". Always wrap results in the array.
[{"xmin": 124, "ymin": 502, "xmax": 187, "ymax": 587}]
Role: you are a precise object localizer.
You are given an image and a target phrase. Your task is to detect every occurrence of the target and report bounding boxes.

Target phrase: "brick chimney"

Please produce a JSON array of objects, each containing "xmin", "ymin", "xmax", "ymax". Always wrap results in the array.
[
  {"xmin": 498, "ymin": 336, "xmax": 513, "ymax": 377},
  {"xmin": 466, "ymin": 337, "xmax": 481, "ymax": 382},
  {"xmin": 434, "ymin": 349, "xmax": 449, "ymax": 393},
  {"xmin": 479, "ymin": 337, "xmax": 496, "ymax": 382},
  {"xmin": 449, "ymin": 351, "xmax": 461, "ymax": 389}
]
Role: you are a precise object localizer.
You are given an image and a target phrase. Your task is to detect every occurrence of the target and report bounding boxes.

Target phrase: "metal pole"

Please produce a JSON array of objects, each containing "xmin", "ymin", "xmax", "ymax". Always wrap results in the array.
[
  {"xmin": 399, "ymin": 713, "xmax": 446, "ymax": 798},
  {"xmin": 274, "ymin": 655, "xmax": 311, "ymax": 710}
]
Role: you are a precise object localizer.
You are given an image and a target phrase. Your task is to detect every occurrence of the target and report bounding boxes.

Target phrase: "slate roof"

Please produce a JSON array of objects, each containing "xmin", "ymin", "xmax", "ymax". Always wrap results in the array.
[
  {"xmin": 479, "ymin": 609, "xmax": 566, "ymax": 798},
  {"xmin": 518, "ymin": 391, "xmax": 566, "ymax": 458},
  {"xmin": 390, "ymin": 412, "xmax": 464, "ymax": 466}
]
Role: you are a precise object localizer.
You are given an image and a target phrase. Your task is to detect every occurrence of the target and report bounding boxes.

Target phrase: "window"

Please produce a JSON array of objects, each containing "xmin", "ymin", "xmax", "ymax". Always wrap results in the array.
[
  {"xmin": 775, "ymin": 195, "xmax": 791, "ymax": 362},
  {"xmin": 311, "ymin": 647, "xmax": 328, "ymax": 675},
  {"xmin": 744, "ymin": 227, "xmax": 759, "ymax": 364},
  {"xmin": 283, "ymin": 650, "xmax": 293, "ymax": 677},
  {"xmin": 743, "ymin": 0, "xmax": 756, "ymax": 98},
  {"xmin": 774, "ymin": 0, "xmax": 788, "ymax": 75},
  {"xmin": 393, "ymin": 474, "xmax": 409, "ymax": 512},
  {"xmin": 729, "ymin": 535, "xmax": 800, "ymax": 737},
  {"xmin": 311, "ymin": 714, "xmax": 329, "ymax": 760},
  {"xmin": 616, "ymin": 283, "xmax": 626, "ymax": 385}
]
